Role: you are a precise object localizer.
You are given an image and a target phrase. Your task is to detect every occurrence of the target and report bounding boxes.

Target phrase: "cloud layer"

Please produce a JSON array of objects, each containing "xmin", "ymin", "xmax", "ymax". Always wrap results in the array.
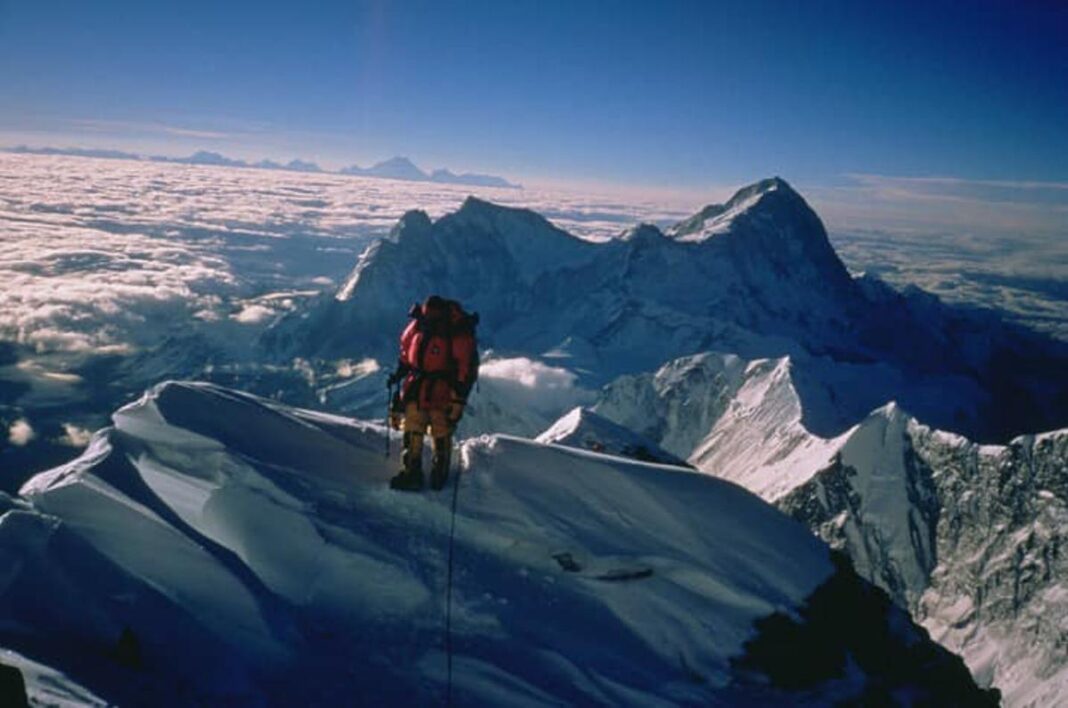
[
  {"xmin": 0, "ymin": 153, "xmax": 698, "ymax": 357},
  {"xmin": 811, "ymin": 174, "xmax": 1068, "ymax": 238}
]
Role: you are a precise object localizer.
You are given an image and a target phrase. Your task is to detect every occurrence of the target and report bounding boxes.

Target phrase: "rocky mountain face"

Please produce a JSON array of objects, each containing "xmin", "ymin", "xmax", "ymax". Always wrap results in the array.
[
  {"xmin": 590, "ymin": 349, "xmax": 1068, "ymax": 705},
  {"xmin": 780, "ymin": 420, "xmax": 1068, "ymax": 707}
]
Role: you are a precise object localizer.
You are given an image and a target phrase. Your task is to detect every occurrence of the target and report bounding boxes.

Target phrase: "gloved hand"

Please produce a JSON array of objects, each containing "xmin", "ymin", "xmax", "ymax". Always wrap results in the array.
[
  {"xmin": 447, "ymin": 397, "xmax": 465, "ymax": 424},
  {"xmin": 389, "ymin": 390, "xmax": 404, "ymax": 430}
]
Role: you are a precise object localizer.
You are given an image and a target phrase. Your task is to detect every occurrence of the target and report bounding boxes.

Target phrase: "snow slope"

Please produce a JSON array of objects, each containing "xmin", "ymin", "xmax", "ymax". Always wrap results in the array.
[
  {"xmin": 0, "ymin": 647, "xmax": 106, "ymax": 707},
  {"xmin": 595, "ymin": 350, "xmax": 1068, "ymax": 705},
  {"xmin": 0, "ymin": 382, "xmax": 990, "ymax": 705},
  {"xmin": 536, "ymin": 407, "xmax": 689, "ymax": 466}
]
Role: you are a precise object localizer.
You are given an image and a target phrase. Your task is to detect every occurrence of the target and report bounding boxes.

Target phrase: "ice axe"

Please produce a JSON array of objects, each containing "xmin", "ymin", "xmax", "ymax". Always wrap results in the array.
[{"xmin": 385, "ymin": 378, "xmax": 395, "ymax": 459}]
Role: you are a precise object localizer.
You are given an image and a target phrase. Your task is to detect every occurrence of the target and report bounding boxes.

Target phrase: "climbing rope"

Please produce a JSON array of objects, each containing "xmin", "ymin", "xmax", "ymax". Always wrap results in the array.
[{"xmin": 444, "ymin": 435, "xmax": 462, "ymax": 707}]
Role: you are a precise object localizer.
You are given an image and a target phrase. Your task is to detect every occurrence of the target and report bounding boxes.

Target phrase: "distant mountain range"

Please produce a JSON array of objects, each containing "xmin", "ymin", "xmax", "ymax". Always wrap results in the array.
[
  {"xmin": 340, "ymin": 156, "xmax": 521, "ymax": 188},
  {"xmin": 3, "ymin": 145, "xmax": 520, "ymax": 188}
]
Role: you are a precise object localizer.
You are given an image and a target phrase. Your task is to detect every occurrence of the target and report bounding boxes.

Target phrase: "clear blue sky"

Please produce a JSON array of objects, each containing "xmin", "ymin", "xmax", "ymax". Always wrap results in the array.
[{"xmin": 0, "ymin": 0, "xmax": 1065, "ymax": 192}]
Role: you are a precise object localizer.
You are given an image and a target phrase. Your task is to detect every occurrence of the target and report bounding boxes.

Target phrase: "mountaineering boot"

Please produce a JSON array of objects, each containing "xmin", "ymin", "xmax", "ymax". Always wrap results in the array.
[
  {"xmin": 431, "ymin": 437, "xmax": 451, "ymax": 491},
  {"xmin": 390, "ymin": 465, "xmax": 422, "ymax": 493},
  {"xmin": 390, "ymin": 434, "xmax": 424, "ymax": 491}
]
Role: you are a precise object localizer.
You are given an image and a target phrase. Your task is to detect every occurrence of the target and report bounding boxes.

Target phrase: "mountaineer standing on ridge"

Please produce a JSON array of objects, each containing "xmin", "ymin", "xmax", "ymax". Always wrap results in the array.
[{"xmin": 387, "ymin": 295, "xmax": 479, "ymax": 491}]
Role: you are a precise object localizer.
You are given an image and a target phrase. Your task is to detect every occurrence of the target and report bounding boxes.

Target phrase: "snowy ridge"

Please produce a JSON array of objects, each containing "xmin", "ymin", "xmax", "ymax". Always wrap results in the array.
[
  {"xmin": 535, "ymin": 406, "xmax": 689, "ymax": 466},
  {"xmin": 0, "ymin": 381, "xmax": 993, "ymax": 705},
  {"xmin": 593, "ymin": 350, "xmax": 1068, "ymax": 705},
  {"xmin": 780, "ymin": 417, "xmax": 1068, "ymax": 706},
  {"xmin": 667, "ymin": 176, "xmax": 787, "ymax": 242}
]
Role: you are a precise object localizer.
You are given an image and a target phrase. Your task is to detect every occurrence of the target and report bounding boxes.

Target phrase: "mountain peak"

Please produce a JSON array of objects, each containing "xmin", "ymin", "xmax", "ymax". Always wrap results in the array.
[
  {"xmin": 728, "ymin": 176, "xmax": 794, "ymax": 204},
  {"xmin": 668, "ymin": 176, "xmax": 804, "ymax": 243},
  {"xmin": 621, "ymin": 223, "xmax": 667, "ymax": 243},
  {"xmin": 339, "ymin": 158, "xmax": 520, "ymax": 188},
  {"xmin": 389, "ymin": 209, "xmax": 433, "ymax": 242},
  {"xmin": 378, "ymin": 155, "xmax": 418, "ymax": 169},
  {"xmin": 458, "ymin": 194, "xmax": 496, "ymax": 212},
  {"xmin": 452, "ymin": 195, "xmax": 546, "ymax": 225}
]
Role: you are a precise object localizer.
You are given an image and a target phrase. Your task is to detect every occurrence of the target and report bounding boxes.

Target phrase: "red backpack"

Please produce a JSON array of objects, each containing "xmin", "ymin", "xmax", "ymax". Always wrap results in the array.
[{"xmin": 397, "ymin": 299, "xmax": 479, "ymax": 408}]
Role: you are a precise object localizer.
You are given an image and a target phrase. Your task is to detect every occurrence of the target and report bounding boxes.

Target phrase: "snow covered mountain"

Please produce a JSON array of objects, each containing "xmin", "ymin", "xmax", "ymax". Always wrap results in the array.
[
  {"xmin": 777, "ymin": 415, "xmax": 1068, "ymax": 707},
  {"xmin": 266, "ymin": 178, "xmax": 857, "ymax": 370},
  {"xmin": 263, "ymin": 178, "xmax": 1068, "ymax": 442},
  {"xmin": 340, "ymin": 157, "xmax": 520, "ymax": 188},
  {"xmin": 536, "ymin": 407, "xmax": 688, "ymax": 466},
  {"xmin": 592, "ymin": 349, "xmax": 1068, "ymax": 705},
  {"xmin": 0, "ymin": 381, "xmax": 993, "ymax": 705}
]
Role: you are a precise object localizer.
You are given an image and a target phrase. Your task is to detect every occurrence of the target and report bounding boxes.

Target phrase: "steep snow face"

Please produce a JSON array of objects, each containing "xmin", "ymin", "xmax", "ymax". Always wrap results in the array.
[
  {"xmin": 592, "ymin": 350, "xmax": 867, "ymax": 474},
  {"xmin": 595, "ymin": 349, "xmax": 1068, "ymax": 704},
  {"xmin": 774, "ymin": 405, "xmax": 942, "ymax": 609},
  {"xmin": 536, "ymin": 407, "xmax": 689, "ymax": 466},
  {"xmin": 3, "ymin": 380, "xmax": 828, "ymax": 704},
  {"xmin": 593, "ymin": 352, "xmax": 749, "ymax": 460},
  {"xmin": 0, "ymin": 382, "xmax": 993, "ymax": 705},
  {"xmin": 779, "ymin": 421, "xmax": 1068, "ymax": 706},
  {"xmin": 687, "ymin": 358, "xmax": 844, "ymax": 500}
]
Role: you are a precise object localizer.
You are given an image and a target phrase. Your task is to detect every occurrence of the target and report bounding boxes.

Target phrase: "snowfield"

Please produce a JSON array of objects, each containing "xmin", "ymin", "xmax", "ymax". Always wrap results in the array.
[{"xmin": 0, "ymin": 381, "xmax": 991, "ymax": 705}]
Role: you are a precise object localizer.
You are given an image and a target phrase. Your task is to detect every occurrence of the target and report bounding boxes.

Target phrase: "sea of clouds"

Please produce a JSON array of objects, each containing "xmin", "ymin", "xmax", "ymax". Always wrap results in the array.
[
  {"xmin": 1, "ymin": 152, "xmax": 1064, "ymax": 485},
  {"xmin": 0, "ymin": 153, "xmax": 696, "ymax": 357}
]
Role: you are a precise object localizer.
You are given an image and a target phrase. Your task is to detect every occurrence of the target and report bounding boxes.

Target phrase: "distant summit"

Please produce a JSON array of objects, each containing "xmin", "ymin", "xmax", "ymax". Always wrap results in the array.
[
  {"xmin": 154, "ymin": 152, "xmax": 324, "ymax": 172},
  {"xmin": 155, "ymin": 150, "xmax": 250, "ymax": 168},
  {"xmin": 341, "ymin": 156, "xmax": 521, "ymax": 189},
  {"xmin": 341, "ymin": 156, "xmax": 426, "ymax": 181},
  {"xmin": 668, "ymin": 176, "xmax": 796, "ymax": 242}
]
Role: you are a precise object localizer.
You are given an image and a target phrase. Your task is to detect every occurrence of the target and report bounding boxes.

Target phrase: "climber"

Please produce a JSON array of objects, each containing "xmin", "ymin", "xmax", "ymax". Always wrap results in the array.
[{"xmin": 387, "ymin": 295, "xmax": 479, "ymax": 491}]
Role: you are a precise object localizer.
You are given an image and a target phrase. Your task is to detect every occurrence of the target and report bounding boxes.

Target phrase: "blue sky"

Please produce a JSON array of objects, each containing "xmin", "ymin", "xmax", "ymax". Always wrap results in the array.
[{"xmin": 0, "ymin": 0, "xmax": 1065, "ymax": 218}]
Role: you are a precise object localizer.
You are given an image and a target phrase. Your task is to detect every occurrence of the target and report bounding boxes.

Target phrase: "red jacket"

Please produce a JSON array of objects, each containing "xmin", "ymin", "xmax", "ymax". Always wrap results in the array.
[{"xmin": 398, "ymin": 303, "xmax": 478, "ymax": 410}]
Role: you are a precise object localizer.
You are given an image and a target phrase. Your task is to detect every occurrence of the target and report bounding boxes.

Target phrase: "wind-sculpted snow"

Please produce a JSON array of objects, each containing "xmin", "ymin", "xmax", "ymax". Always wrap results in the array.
[{"xmin": 0, "ymin": 381, "xmax": 992, "ymax": 705}]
